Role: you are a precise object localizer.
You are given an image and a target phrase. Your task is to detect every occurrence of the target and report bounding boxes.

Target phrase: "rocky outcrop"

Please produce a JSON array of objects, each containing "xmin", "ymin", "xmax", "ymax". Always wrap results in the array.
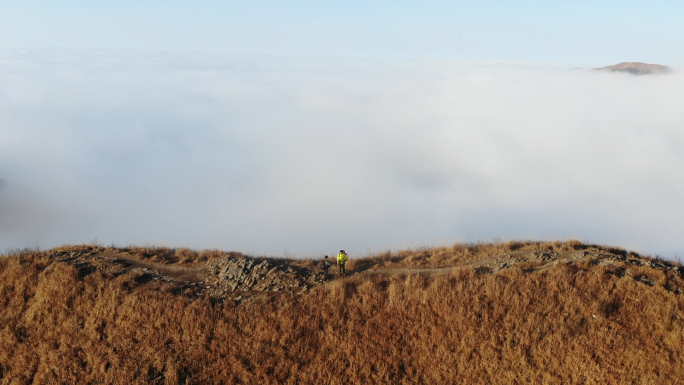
[
  {"xmin": 43, "ymin": 244, "xmax": 683, "ymax": 305},
  {"xmin": 471, "ymin": 247, "xmax": 683, "ymax": 294},
  {"xmin": 209, "ymin": 257, "xmax": 326, "ymax": 298},
  {"xmin": 44, "ymin": 246, "xmax": 332, "ymax": 302}
]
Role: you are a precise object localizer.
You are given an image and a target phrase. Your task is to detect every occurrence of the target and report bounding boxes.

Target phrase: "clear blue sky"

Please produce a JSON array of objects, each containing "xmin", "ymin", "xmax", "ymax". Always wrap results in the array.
[{"xmin": 1, "ymin": 1, "xmax": 682, "ymax": 64}]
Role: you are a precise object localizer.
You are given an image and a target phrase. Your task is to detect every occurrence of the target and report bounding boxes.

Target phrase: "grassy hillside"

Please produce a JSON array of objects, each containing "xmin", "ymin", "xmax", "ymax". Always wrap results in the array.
[{"xmin": 1, "ymin": 241, "xmax": 683, "ymax": 384}]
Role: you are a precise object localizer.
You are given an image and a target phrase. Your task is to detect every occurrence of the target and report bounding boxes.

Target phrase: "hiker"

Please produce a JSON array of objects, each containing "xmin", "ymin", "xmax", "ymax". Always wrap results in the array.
[
  {"xmin": 337, "ymin": 250, "xmax": 348, "ymax": 275},
  {"xmin": 322, "ymin": 255, "xmax": 332, "ymax": 280}
]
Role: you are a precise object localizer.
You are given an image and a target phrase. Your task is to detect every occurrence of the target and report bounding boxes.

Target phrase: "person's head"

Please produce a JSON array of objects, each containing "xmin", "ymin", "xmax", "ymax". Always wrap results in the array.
[
  {"xmin": 325, "ymin": 255, "xmax": 328, "ymax": 259},
  {"xmin": 340, "ymin": 250, "xmax": 345, "ymax": 254}
]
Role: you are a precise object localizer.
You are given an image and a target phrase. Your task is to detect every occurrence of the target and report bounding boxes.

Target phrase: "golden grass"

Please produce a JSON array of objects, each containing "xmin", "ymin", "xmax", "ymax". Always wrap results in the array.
[
  {"xmin": 1, "ymin": 242, "xmax": 682, "ymax": 384},
  {"xmin": 355, "ymin": 239, "xmax": 609, "ymax": 270}
]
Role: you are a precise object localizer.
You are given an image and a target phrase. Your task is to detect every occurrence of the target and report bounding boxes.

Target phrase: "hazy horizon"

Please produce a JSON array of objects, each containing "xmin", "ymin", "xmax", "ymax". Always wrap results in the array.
[
  {"xmin": 1, "ymin": 50, "xmax": 683, "ymax": 258},
  {"xmin": 3, "ymin": 1, "xmax": 684, "ymax": 65}
]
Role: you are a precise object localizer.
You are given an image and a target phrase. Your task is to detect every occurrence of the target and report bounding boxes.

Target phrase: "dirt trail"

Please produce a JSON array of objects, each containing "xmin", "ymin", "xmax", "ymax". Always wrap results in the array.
[
  {"xmin": 359, "ymin": 266, "xmax": 457, "ymax": 276},
  {"xmin": 120, "ymin": 255, "xmax": 210, "ymax": 283}
]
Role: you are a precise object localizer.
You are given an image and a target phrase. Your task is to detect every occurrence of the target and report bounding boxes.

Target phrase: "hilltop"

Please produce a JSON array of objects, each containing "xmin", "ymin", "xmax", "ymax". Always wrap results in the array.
[
  {"xmin": 592, "ymin": 62, "xmax": 672, "ymax": 75},
  {"xmin": 26, "ymin": 242, "xmax": 682, "ymax": 303},
  {"xmin": 1, "ymin": 240, "xmax": 683, "ymax": 383}
]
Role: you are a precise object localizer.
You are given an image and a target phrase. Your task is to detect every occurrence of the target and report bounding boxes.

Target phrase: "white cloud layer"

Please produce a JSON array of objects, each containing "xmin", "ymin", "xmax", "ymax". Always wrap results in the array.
[{"xmin": 1, "ymin": 50, "xmax": 683, "ymax": 258}]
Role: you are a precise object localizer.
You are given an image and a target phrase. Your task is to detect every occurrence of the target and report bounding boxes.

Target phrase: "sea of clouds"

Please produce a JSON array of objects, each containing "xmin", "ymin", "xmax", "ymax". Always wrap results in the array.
[{"xmin": 1, "ymin": 50, "xmax": 683, "ymax": 258}]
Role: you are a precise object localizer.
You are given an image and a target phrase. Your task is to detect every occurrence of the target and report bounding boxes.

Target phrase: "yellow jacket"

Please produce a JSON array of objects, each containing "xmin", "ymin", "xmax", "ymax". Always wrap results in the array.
[{"xmin": 337, "ymin": 253, "xmax": 348, "ymax": 264}]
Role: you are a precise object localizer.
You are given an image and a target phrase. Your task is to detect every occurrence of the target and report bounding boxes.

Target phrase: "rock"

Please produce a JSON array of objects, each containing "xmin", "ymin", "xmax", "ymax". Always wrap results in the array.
[
  {"xmin": 634, "ymin": 275, "xmax": 655, "ymax": 286},
  {"xmin": 611, "ymin": 267, "xmax": 627, "ymax": 278},
  {"xmin": 665, "ymin": 281, "xmax": 681, "ymax": 294}
]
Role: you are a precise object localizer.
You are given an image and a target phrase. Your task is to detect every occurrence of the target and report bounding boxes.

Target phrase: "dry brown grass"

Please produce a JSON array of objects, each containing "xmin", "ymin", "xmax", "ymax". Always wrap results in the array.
[
  {"xmin": 1, "ymin": 242, "xmax": 683, "ymax": 384},
  {"xmin": 356, "ymin": 239, "xmax": 602, "ymax": 270}
]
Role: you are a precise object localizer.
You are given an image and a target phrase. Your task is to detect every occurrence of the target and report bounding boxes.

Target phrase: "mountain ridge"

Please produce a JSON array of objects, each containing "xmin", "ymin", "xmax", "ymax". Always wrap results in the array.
[
  {"xmin": 593, "ymin": 61, "xmax": 672, "ymax": 75},
  {"xmin": 1, "ymin": 240, "xmax": 683, "ymax": 383}
]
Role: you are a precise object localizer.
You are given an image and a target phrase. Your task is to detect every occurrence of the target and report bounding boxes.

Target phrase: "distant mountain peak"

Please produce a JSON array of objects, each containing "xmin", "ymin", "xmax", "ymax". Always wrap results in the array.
[{"xmin": 593, "ymin": 62, "xmax": 672, "ymax": 75}]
